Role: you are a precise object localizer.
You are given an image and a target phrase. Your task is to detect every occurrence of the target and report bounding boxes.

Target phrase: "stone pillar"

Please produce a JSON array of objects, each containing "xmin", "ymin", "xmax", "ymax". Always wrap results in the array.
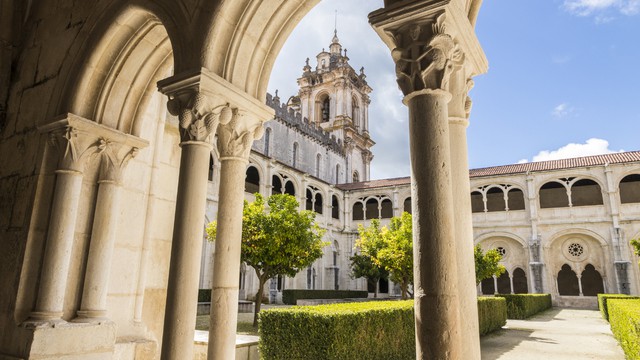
[
  {"xmin": 493, "ymin": 275, "xmax": 498, "ymax": 294},
  {"xmin": 370, "ymin": 4, "xmax": 488, "ymax": 356},
  {"xmin": 509, "ymin": 275, "xmax": 514, "ymax": 294},
  {"xmin": 577, "ymin": 274, "xmax": 584, "ymax": 296},
  {"xmin": 30, "ymin": 116, "xmax": 106, "ymax": 322},
  {"xmin": 208, "ymin": 110, "xmax": 265, "ymax": 360},
  {"xmin": 76, "ymin": 138, "xmax": 145, "ymax": 321}
]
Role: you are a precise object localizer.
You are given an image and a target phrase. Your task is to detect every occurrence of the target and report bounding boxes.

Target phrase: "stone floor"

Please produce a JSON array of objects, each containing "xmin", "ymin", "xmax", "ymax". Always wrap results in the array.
[{"xmin": 480, "ymin": 308, "xmax": 625, "ymax": 359}]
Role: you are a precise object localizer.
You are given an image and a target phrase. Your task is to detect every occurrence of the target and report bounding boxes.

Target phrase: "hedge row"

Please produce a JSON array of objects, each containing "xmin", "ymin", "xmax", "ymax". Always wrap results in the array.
[
  {"xmin": 495, "ymin": 294, "xmax": 552, "ymax": 319},
  {"xmin": 478, "ymin": 297, "xmax": 507, "ymax": 335},
  {"xmin": 597, "ymin": 294, "xmax": 640, "ymax": 321},
  {"xmin": 608, "ymin": 299, "xmax": 640, "ymax": 360},
  {"xmin": 260, "ymin": 300, "xmax": 414, "ymax": 360},
  {"xmin": 259, "ymin": 298, "xmax": 507, "ymax": 359},
  {"xmin": 282, "ymin": 289, "xmax": 368, "ymax": 305},
  {"xmin": 198, "ymin": 289, "xmax": 211, "ymax": 303}
]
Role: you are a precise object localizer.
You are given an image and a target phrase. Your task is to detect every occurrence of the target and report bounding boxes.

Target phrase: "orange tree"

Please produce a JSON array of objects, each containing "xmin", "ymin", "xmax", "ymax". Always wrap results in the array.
[{"xmin": 207, "ymin": 193, "xmax": 327, "ymax": 327}]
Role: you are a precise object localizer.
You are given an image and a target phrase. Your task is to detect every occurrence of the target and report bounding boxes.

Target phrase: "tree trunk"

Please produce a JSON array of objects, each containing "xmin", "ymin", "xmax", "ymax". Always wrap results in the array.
[
  {"xmin": 374, "ymin": 277, "xmax": 379, "ymax": 298},
  {"xmin": 401, "ymin": 282, "xmax": 408, "ymax": 300},
  {"xmin": 253, "ymin": 274, "xmax": 267, "ymax": 328}
]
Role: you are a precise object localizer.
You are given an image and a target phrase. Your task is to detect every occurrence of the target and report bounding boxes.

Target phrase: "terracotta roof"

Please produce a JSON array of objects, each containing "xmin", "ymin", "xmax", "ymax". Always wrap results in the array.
[{"xmin": 336, "ymin": 151, "xmax": 640, "ymax": 191}]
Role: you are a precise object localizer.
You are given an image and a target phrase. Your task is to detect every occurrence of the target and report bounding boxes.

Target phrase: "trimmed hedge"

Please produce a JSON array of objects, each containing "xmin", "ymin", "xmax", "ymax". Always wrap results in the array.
[
  {"xmin": 282, "ymin": 289, "xmax": 368, "ymax": 305},
  {"xmin": 478, "ymin": 297, "xmax": 507, "ymax": 335},
  {"xmin": 608, "ymin": 298, "xmax": 640, "ymax": 359},
  {"xmin": 495, "ymin": 294, "xmax": 552, "ymax": 319},
  {"xmin": 597, "ymin": 294, "xmax": 640, "ymax": 321},
  {"xmin": 259, "ymin": 300, "xmax": 415, "ymax": 360},
  {"xmin": 198, "ymin": 289, "xmax": 211, "ymax": 303},
  {"xmin": 260, "ymin": 298, "xmax": 507, "ymax": 359}
]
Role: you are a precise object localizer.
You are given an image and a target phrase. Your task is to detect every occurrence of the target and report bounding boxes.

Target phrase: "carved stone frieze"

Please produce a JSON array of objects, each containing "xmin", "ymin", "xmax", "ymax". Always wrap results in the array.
[
  {"xmin": 167, "ymin": 91, "xmax": 232, "ymax": 144},
  {"xmin": 387, "ymin": 13, "xmax": 463, "ymax": 96}
]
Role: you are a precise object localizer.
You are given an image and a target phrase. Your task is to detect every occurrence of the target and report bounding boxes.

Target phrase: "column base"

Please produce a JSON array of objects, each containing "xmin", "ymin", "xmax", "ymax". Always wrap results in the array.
[
  {"xmin": 73, "ymin": 310, "xmax": 109, "ymax": 323},
  {"xmin": 24, "ymin": 311, "xmax": 65, "ymax": 327}
]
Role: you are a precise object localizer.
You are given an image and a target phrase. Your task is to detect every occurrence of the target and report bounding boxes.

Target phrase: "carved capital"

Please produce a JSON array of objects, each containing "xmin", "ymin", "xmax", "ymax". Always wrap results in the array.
[
  {"xmin": 96, "ymin": 139, "xmax": 140, "ymax": 183},
  {"xmin": 361, "ymin": 150, "xmax": 374, "ymax": 164},
  {"xmin": 387, "ymin": 14, "xmax": 463, "ymax": 96},
  {"xmin": 216, "ymin": 109, "xmax": 264, "ymax": 161},
  {"xmin": 166, "ymin": 91, "xmax": 231, "ymax": 144}
]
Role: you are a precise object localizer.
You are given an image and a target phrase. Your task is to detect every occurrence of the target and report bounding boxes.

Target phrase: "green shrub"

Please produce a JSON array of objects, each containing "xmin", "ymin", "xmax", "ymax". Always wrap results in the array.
[
  {"xmin": 259, "ymin": 300, "xmax": 414, "ymax": 360},
  {"xmin": 495, "ymin": 294, "xmax": 552, "ymax": 319},
  {"xmin": 198, "ymin": 289, "xmax": 211, "ymax": 303},
  {"xmin": 477, "ymin": 297, "xmax": 507, "ymax": 335},
  {"xmin": 260, "ymin": 298, "xmax": 507, "ymax": 359},
  {"xmin": 608, "ymin": 299, "xmax": 640, "ymax": 359},
  {"xmin": 281, "ymin": 289, "xmax": 368, "ymax": 305},
  {"xmin": 597, "ymin": 294, "xmax": 640, "ymax": 321}
]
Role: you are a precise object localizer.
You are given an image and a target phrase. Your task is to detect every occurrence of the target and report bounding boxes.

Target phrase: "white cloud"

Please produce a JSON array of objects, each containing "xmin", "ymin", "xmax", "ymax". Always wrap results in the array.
[
  {"xmin": 563, "ymin": 0, "xmax": 640, "ymax": 17},
  {"xmin": 552, "ymin": 103, "xmax": 574, "ymax": 118},
  {"xmin": 521, "ymin": 138, "xmax": 624, "ymax": 163}
]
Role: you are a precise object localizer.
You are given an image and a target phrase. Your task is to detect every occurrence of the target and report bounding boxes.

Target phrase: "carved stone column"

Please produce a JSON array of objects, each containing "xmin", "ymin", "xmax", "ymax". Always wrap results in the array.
[
  {"xmin": 76, "ymin": 135, "xmax": 147, "ymax": 322},
  {"xmin": 29, "ymin": 115, "xmax": 106, "ymax": 322},
  {"xmin": 371, "ymin": 3, "xmax": 488, "ymax": 357},
  {"xmin": 208, "ymin": 110, "xmax": 265, "ymax": 360}
]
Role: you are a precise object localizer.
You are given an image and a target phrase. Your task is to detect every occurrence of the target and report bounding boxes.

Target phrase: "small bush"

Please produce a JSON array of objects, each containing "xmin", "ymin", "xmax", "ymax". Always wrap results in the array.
[
  {"xmin": 260, "ymin": 298, "xmax": 507, "ymax": 359},
  {"xmin": 495, "ymin": 294, "xmax": 552, "ymax": 319},
  {"xmin": 597, "ymin": 294, "xmax": 640, "ymax": 321},
  {"xmin": 608, "ymin": 298, "xmax": 640, "ymax": 359},
  {"xmin": 282, "ymin": 289, "xmax": 368, "ymax": 305},
  {"xmin": 198, "ymin": 289, "xmax": 211, "ymax": 303},
  {"xmin": 477, "ymin": 297, "xmax": 507, "ymax": 335},
  {"xmin": 259, "ymin": 300, "xmax": 414, "ymax": 360}
]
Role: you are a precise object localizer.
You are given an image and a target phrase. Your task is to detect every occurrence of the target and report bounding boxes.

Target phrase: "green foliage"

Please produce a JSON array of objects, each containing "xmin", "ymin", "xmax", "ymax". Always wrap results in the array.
[
  {"xmin": 608, "ymin": 298, "xmax": 640, "ymax": 359},
  {"xmin": 282, "ymin": 290, "xmax": 369, "ymax": 305},
  {"xmin": 474, "ymin": 245, "xmax": 506, "ymax": 285},
  {"xmin": 198, "ymin": 289, "xmax": 211, "ymax": 303},
  {"xmin": 477, "ymin": 297, "xmax": 507, "ymax": 335},
  {"xmin": 351, "ymin": 220, "xmax": 388, "ymax": 297},
  {"xmin": 259, "ymin": 301, "xmax": 415, "ymax": 360},
  {"xmin": 259, "ymin": 298, "xmax": 507, "ymax": 359},
  {"xmin": 355, "ymin": 213, "xmax": 413, "ymax": 299},
  {"xmin": 597, "ymin": 294, "xmax": 640, "ymax": 321},
  {"xmin": 631, "ymin": 239, "xmax": 640, "ymax": 265},
  {"xmin": 495, "ymin": 294, "xmax": 552, "ymax": 319},
  {"xmin": 206, "ymin": 193, "xmax": 328, "ymax": 326}
]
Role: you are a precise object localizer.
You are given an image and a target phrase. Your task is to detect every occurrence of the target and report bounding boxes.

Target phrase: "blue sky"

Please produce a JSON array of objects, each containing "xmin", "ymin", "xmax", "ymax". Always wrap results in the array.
[{"xmin": 268, "ymin": 0, "xmax": 640, "ymax": 180}]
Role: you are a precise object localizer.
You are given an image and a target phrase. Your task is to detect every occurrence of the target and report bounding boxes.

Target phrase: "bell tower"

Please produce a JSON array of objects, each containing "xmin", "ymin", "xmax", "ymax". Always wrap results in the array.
[{"xmin": 296, "ymin": 31, "xmax": 375, "ymax": 182}]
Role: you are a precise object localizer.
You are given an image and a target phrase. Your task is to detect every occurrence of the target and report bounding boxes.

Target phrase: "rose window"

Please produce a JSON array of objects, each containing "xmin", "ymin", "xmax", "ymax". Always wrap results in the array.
[
  {"xmin": 568, "ymin": 243, "xmax": 584, "ymax": 257},
  {"xmin": 496, "ymin": 247, "xmax": 506, "ymax": 257}
]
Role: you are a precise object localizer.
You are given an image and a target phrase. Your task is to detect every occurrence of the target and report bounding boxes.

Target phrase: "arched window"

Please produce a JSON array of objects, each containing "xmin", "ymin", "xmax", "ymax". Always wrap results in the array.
[
  {"xmin": 620, "ymin": 174, "xmax": 640, "ymax": 203},
  {"xmin": 244, "ymin": 166, "xmax": 260, "ymax": 194},
  {"xmin": 264, "ymin": 128, "xmax": 271, "ymax": 156},
  {"xmin": 322, "ymin": 97, "xmax": 330, "ymax": 122},
  {"xmin": 353, "ymin": 171, "xmax": 360, "ymax": 183},
  {"xmin": 272, "ymin": 175, "xmax": 282, "ymax": 194},
  {"xmin": 332, "ymin": 195, "xmax": 340, "ymax": 220},
  {"xmin": 352, "ymin": 202, "xmax": 364, "ymax": 221},
  {"xmin": 486, "ymin": 187, "xmax": 505, "ymax": 212},
  {"xmin": 557, "ymin": 264, "xmax": 579, "ymax": 296},
  {"xmin": 471, "ymin": 191, "xmax": 484, "ymax": 213},
  {"xmin": 507, "ymin": 188, "xmax": 525, "ymax": 211},
  {"xmin": 403, "ymin": 197, "xmax": 412, "ymax": 214},
  {"xmin": 581, "ymin": 264, "xmax": 604, "ymax": 296},
  {"xmin": 306, "ymin": 189, "xmax": 313, "ymax": 211},
  {"xmin": 284, "ymin": 180, "xmax": 296, "ymax": 197},
  {"xmin": 292, "ymin": 143, "xmax": 298, "ymax": 168},
  {"xmin": 540, "ymin": 181, "xmax": 569, "ymax": 208},
  {"xmin": 497, "ymin": 270, "xmax": 511, "ymax": 294},
  {"xmin": 513, "ymin": 268, "xmax": 528, "ymax": 294},
  {"xmin": 208, "ymin": 155, "xmax": 215, "ymax": 181},
  {"xmin": 380, "ymin": 198, "xmax": 393, "ymax": 219},
  {"xmin": 571, "ymin": 179, "xmax": 603, "ymax": 206},
  {"xmin": 365, "ymin": 198, "xmax": 378, "ymax": 220},
  {"xmin": 316, "ymin": 154, "xmax": 321, "ymax": 177},
  {"xmin": 314, "ymin": 193, "xmax": 323, "ymax": 214}
]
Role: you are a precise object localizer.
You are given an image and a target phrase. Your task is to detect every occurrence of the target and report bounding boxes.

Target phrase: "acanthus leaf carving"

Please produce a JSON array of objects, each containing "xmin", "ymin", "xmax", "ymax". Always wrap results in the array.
[
  {"xmin": 216, "ymin": 109, "xmax": 264, "ymax": 160},
  {"xmin": 167, "ymin": 91, "xmax": 230, "ymax": 143},
  {"xmin": 97, "ymin": 139, "xmax": 140, "ymax": 183},
  {"xmin": 389, "ymin": 13, "xmax": 464, "ymax": 96},
  {"xmin": 48, "ymin": 125, "xmax": 103, "ymax": 172}
]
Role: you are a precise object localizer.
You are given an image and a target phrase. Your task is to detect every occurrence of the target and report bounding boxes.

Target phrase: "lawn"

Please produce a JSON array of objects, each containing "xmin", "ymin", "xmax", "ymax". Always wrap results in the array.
[{"xmin": 195, "ymin": 315, "xmax": 258, "ymax": 336}]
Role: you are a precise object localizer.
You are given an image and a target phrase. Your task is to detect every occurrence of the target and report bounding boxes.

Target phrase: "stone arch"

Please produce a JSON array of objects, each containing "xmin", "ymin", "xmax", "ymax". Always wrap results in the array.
[
  {"xmin": 485, "ymin": 185, "xmax": 505, "ymax": 212},
  {"xmin": 353, "ymin": 171, "xmax": 360, "ymax": 182},
  {"xmin": 512, "ymin": 267, "xmax": 528, "ymax": 294},
  {"xmin": 331, "ymin": 195, "xmax": 340, "ymax": 220},
  {"xmin": 365, "ymin": 197, "xmax": 379, "ymax": 220},
  {"xmin": 380, "ymin": 198, "xmax": 393, "ymax": 219},
  {"xmin": 581, "ymin": 263, "xmax": 605, "ymax": 296},
  {"xmin": 619, "ymin": 173, "xmax": 640, "ymax": 203},
  {"xmin": 570, "ymin": 178, "xmax": 603, "ymax": 206},
  {"xmin": 244, "ymin": 165, "xmax": 260, "ymax": 194},
  {"xmin": 476, "ymin": 233, "xmax": 528, "ymax": 292},
  {"xmin": 403, "ymin": 197, "xmax": 412, "ymax": 214},
  {"xmin": 315, "ymin": 91, "xmax": 331, "ymax": 123},
  {"xmin": 507, "ymin": 187, "xmax": 525, "ymax": 211},
  {"xmin": 557, "ymin": 264, "xmax": 580, "ymax": 296},
  {"xmin": 470, "ymin": 190, "xmax": 484, "ymax": 213},
  {"xmin": 352, "ymin": 201, "xmax": 365, "ymax": 221},
  {"xmin": 539, "ymin": 179, "xmax": 570, "ymax": 208}
]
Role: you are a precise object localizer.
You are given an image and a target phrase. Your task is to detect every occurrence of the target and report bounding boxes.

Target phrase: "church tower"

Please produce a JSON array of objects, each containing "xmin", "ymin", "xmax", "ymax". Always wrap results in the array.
[{"xmin": 294, "ymin": 31, "xmax": 375, "ymax": 182}]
